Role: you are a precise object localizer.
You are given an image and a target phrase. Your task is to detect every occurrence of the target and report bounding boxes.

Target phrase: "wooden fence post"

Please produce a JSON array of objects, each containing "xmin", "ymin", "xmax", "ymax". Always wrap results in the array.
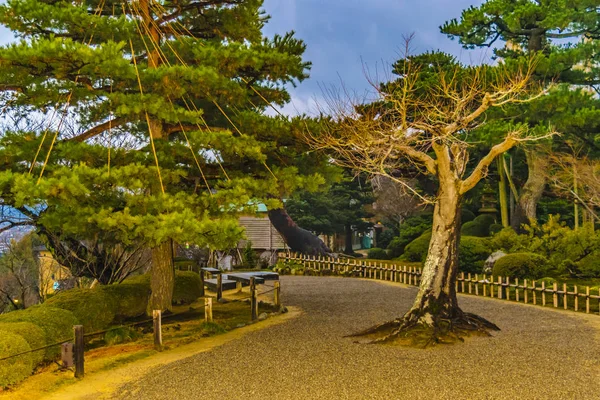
[
  {"xmin": 73, "ymin": 325, "xmax": 84, "ymax": 379},
  {"xmin": 153, "ymin": 310, "xmax": 163, "ymax": 351},
  {"xmin": 574, "ymin": 285, "xmax": 578, "ymax": 312},
  {"xmin": 274, "ymin": 281, "xmax": 281, "ymax": 308},
  {"xmin": 532, "ymin": 281, "xmax": 536, "ymax": 305},
  {"xmin": 563, "ymin": 283, "xmax": 568, "ymax": 310},
  {"xmin": 205, "ymin": 298, "xmax": 213, "ymax": 322},
  {"xmin": 586, "ymin": 286, "xmax": 590, "ymax": 314},
  {"xmin": 553, "ymin": 282, "xmax": 558, "ymax": 308},
  {"xmin": 483, "ymin": 275, "xmax": 487, "ymax": 297},
  {"xmin": 475, "ymin": 274, "xmax": 479, "ymax": 296},
  {"xmin": 505, "ymin": 277, "xmax": 510, "ymax": 301},
  {"xmin": 468, "ymin": 273, "xmax": 472, "ymax": 294},
  {"xmin": 199, "ymin": 271, "xmax": 205, "ymax": 297},
  {"xmin": 236, "ymin": 281, "xmax": 242, "ymax": 293},
  {"xmin": 497, "ymin": 276, "xmax": 502, "ymax": 299},
  {"xmin": 541, "ymin": 281, "xmax": 546, "ymax": 306},
  {"xmin": 524, "ymin": 279, "xmax": 528, "ymax": 304},
  {"xmin": 217, "ymin": 273, "xmax": 223, "ymax": 301},
  {"xmin": 515, "ymin": 278, "xmax": 519, "ymax": 302},
  {"xmin": 460, "ymin": 272, "xmax": 465, "ymax": 293},
  {"xmin": 250, "ymin": 277, "xmax": 258, "ymax": 321}
]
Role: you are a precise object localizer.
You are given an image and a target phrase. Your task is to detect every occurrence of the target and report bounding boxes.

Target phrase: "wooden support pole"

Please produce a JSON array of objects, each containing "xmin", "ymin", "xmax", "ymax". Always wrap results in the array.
[
  {"xmin": 468, "ymin": 273, "xmax": 472, "ymax": 294},
  {"xmin": 475, "ymin": 275, "xmax": 479, "ymax": 296},
  {"xmin": 73, "ymin": 325, "xmax": 84, "ymax": 379},
  {"xmin": 497, "ymin": 276, "xmax": 502, "ymax": 299},
  {"xmin": 250, "ymin": 277, "xmax": 258, "ymax": 321},
  {"xmin": 553, "ymin": 282, "xmax": 558, "ymax": 308},
  {"xmin": 217, "ymin": 273, "xmax": 223, "ymax": 301},
  {"xmin": 505, "ymin": 277, "xmax": 510, "ymax": 301},
  {"xmin": 564, "ymin": 283, "xmax": 568, "ymax": 310},
  {"xmin": 574, "ymin": 285, "xmax": 578, "ymax": 312},
  {"xmin": 204, "ymin": 297, "xmax": 213, "ymax": 322},
  {"xmin": 515, "ymin": 278, "xmax": 519, "ymax": 302},
  {"xmin": 483, "ymin": 275, "xmax": 487, "ymax": 297},
  {"xmin": 153, "ymin": 310, "xmax": 163, "ymax": 351},
  {"xmin": 460, "ymin": 272, "xmax": 465, "ymax": 293},
  {"xmin": 532, "ymin": 281, "xmax": 536, "ymax": 305},
  {"xmin": 199, "ymin": 271, "xmax": 205, "ymax": 297},
  {"xmin": 524, "ymin": 279, "xmax": 528, "ymax": 304},
  {"xmin": 274, "ymin": 281, "xmax": 281, "ymax": 308}
]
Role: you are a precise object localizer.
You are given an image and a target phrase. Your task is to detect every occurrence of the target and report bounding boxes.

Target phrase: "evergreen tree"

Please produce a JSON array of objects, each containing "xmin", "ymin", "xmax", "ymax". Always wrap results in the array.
[
  {"xmin": 441, "ymin": 0, "xmax": 600, "ymax": 229},
  {"xmin": 0, "ymin": 0, "xmax": 325, "ymax": 311}
]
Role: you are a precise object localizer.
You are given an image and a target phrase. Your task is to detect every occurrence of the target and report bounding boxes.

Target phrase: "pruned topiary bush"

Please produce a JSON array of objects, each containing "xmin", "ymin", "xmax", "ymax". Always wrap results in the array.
[
  {"xmin": 45, "ymin": 288, "xmax": 116, "ymax": 333},
  {"xmin": 461, "ymin": 209, "xmax": 476, "ymax": 223},
  {"xmin": 492, "ymin": 253, "xmax": 549, "ymax": 279},
  {"xmin": 458, "ymin": 236, "xmax": 491, "ymax": 274},
  {"xmin": 367, "ymin": 248, "xmax": 390, "ymax": 260},
  {"xmin": 0, "ymin": 330, "xmax": 33, "ymax": 388},
  {"xmin": 101, "ymin": 281, "xmax": 150, "ymax": 320},
  {"xmin": 0, "ymin": 322, "xmax": 45, "ymax": 366},
  {"xmin": 0, "ymin": 306, "xmax": 79, "ymax": 360},
  {"xmin": 173, "ymin": 271, "xmax": 203, "ymax": 304},
  {"xmin": 402, "ymin": 233, "xmax": 432, "ymax": 262}
]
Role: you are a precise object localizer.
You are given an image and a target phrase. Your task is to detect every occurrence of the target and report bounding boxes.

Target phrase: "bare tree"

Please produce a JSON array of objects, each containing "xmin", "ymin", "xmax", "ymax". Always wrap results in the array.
[
  {"xmin": 0, "ymin": 234, "xmax": 40, "ymax": 311},
  {"xmin": 372, "ymin": 175, "xmax": 424, "ymax": 231},
  {"xmin": 306, "ymin": 47, "xmax": 551, "ymax": 344}
]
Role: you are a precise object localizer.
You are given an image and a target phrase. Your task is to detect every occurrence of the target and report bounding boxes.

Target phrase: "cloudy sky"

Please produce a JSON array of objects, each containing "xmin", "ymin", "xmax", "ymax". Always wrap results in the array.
[{"xmin": 0, "ymin": 0, "xmax": 491, "ymax": 115}]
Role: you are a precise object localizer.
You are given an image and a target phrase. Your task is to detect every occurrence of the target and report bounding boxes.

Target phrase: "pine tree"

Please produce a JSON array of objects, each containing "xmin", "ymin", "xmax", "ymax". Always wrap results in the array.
[
  {"xmin": 0, "ymin": 0, "xmax": 325, "ymax": 311},
  {"xmin": 441, "ymin": 0, "xmax": 600, "ymax": 229}
]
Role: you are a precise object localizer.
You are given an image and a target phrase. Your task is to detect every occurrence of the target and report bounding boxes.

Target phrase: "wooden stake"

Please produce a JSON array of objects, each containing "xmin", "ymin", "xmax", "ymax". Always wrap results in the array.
[
  {"xmin": 586, "ymin": 286, "xmax": 590, "ymax": 314},
  {"xmin": 532, "ymin": 281, "xmax": 536, "ymax": 305},
  {"xmin": 553, "ymin": 282, "xmax": 558, "ymax": 308},
  {"xmin": 274, "ymin": 281, "xmax": 281, "ymax": 308},
  {"xmin": 204, "ymin": 297, "xmax": 213, "ymax": 322},
  {"xmin": 475, "ymin": 275, "xmax": 479, "ymax": 296},
  {"xmin": 524, "ymin": 279, "xmax": 528, "ymax": 304},
  {"xmin": 564, "ymin": 283, "xmax": 568, "ymax": 310},
  {"xmin": 217, "ymin": 273, "xmax": 223, "ymax": 301},
  {"xmin": 515, "ymin": 278, "xmax": 519, "ymax": 302},
  {"xmin": 574, "ymin": 285, "xmax": 578, "ymax": 312},
  {"xmin": 497, "ymin": 276, "xmax": 502, "ymax": 299},
  {"xmin": 73, "ymin": 325, "xmax": 84, "ymax": 379},
  {"xmin": 461, "ymin": 272, "xmax": 465, "ymax": 293},
  {"xmin": 541, "ymin": 281, "xmax": 546, "ymax": 306},
  {"xmin": 153, "ymin": 310, "xmax": 163, "ymax": 351},
  {"xmin": 250, "ymin": 277, "xmax": 258, "ymax": 321},
  {"xmin": 236, "ymin": 281, "xmax": 242, "ymax": 293},
  {"xmin": 468, "ymin": 273, "xmax": 472, "ymax": 294}
]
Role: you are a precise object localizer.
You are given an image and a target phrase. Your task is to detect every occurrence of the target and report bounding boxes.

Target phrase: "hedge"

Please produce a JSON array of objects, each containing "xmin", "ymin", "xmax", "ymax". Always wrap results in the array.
[
  {"xmin": 45, "ymin": 288, "xmax": 116, "ymax": 333},
  {"xmin": 461, "ymin": 214, "xmax": 496, "ymax": 237},
  {"xmin": 0, "ymin": 330, "xmax": 33, "ymax": 388},
  {"xmin": 0, "ymin": 306, "xmax": 79, "ymax": 360},
  {"xmin": 402, "ymin": 234, "xmax": 431, "ymax": 262},
  {"xmin": 458, "ymin": 236, "xmax": 491, "ymax": 274},
  {"xmin": 0, "ymin": 322, "xmax": 45, "ymax": 366},
  {"xmin": 492, "ymin": 253, "xmax": 549, "ymax": 279},
  {"xmin": 367, "ymin": 248, "xmax": 390, "ymax": 260}
]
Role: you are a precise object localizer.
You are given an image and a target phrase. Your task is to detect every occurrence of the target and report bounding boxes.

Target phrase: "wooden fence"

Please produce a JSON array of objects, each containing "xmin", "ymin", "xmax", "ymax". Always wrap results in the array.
[{"xmin": 280, "ymin": 252, "xmax": 600, "ymax": 316}]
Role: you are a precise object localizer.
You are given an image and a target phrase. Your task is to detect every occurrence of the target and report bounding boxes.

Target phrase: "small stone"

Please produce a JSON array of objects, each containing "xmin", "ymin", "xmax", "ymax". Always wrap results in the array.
[
  {"xmin": 236, "ymin": 323, "xmax": 246, "ymax": 328},
  {"xmin": 258, "ymin": 312, "xmax": 268, "ymax": 321}
]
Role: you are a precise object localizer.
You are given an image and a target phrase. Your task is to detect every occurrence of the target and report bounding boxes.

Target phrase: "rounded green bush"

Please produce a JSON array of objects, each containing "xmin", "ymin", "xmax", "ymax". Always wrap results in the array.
[
  {"xmin": 576, "ymin": 252, "xmax": 600, "ymax": 278},
  {"xmin": 402, "ymin": 233, "xmax": 431, "ymax": 262},
  {"xmin": 45, "ymin": 289, "xmax": 116, "ymax": 333},
  {"xmin": 0, "ymin": 306, "xmax": 79, "ymax": 360},
  {"xmin": 173, "ymin": 271, "xmax": 203, "ymax": 304},
  {"xmin": 0, "ymin": 322, "xmax": 45, "ymax": 366},
  {"xmin": 101, "ymin": 281, "xmax": 150, "ymax": 321},
  {"xmin": 461, "ymin": 209, "xmax": 476, "ymax": 223},
  {"xmin": 459, "ymin": 236, "xmax": 490, "ymax": 274},
  {"xmin": 367, "ymin": 248, "xmax": 390, "ymax": 260},
  {"xmin": 0, "ymin": 330, "xmax": 33, "ymax": 388},
  {"xmin": 489, "ymin": 223, "xmax": 504, "ymax": 235},
  {"xmin": 461, "ymin": 214, "xmax": 496, "ymax": 237},
  {"xmin": 492, "ymin": 252, "xmax": 549, "ymax": 279}
]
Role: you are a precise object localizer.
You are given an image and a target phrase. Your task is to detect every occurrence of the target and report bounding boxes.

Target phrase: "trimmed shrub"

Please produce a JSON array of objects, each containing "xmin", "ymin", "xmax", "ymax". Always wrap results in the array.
[
  {"xmin": 367, "ymin": 248, "xmax": 390, "ymax": 260},
  {"xmin": 461, "ymin": 214, "xmax": 496, "ymax": 237},
  {"xmin": 101, "ymin": 281, "xmax": 150, "ymax": 320},
  {"xmin": 402, "ymin": 233, "xmax": 432, "ymax": 262},
  {"xmin": 173, "ymin": 271, "xmax": 203, "ymax": 304},
  {"xmin": 576, "ymin": 252, "xmax": 600, "ymax": 278},
  {"xmin": 459, "ymin": 236, "xmax": 490, "ymax": 274},
  {"xmin": 0, "ymin": 322, "xmax": 45, "ymax": 366},
  {"xmin": 377, "ymin": 229, "xmax": 396, "ymax": 249},
  {"xmin": 461, "ymin": 209, "xmax": 476, "ymax": 223},
  {"xmin": 492, "ymin": 253, "xmax": 549, "ymax": 279},
  {"xmin": 0, "ymin": 306, "xmax": 78, "ymax": 360},
  {"xmin": 489, "ymin": 224, "xmax": 504, "ymax": 235},
  {"xmin": 0, "ymin": 330, "xmax": 33, "ymax": 388},
  {"xmin": 474, "ymin": 214, "xmax": 496, "ymax": 226},
  {"xmin": 45, "ymin": 288, "xmax": 116, "ymax": 333}
]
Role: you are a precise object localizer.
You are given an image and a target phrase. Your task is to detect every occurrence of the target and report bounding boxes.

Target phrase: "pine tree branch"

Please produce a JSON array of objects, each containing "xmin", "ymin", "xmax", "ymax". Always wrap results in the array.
[{"xmin": 67, "ymin": 117, "xmax": 128, "ymax": 142}]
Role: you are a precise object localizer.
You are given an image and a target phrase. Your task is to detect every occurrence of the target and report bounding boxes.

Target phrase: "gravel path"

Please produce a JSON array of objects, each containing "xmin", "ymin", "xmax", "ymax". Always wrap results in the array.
[{"xmin": 114, "ymin": 276, "xmax": 600, "ymax": 400}]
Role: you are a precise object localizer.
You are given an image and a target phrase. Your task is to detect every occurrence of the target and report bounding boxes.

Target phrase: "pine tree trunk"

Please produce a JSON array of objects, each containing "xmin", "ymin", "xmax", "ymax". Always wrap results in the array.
[
  {"xmin": 268, "ymin": 208, "xmax": 331, "ymax": 256},
  {"xmin": 148, "ymin": 240, "xmax": 174, "ymax": 314},
  {"xmin": 344, "ymin": 224, "xmax": 354, "ymax": 255},
  {"xmin": 511, "ymin": 149, "xmax": 547, "ymax": 231}
]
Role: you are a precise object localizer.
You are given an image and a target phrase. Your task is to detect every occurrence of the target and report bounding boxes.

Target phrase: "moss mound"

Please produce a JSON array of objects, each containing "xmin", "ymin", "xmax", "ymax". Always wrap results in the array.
[
  {"xmin": 173, "ymin": 271, "xmax": 203, "ymax": 304},
  {"xmin": 367, "ymin": 248, "xmax": 390, "ymax": 260},
  {"xmin": 0, "ymin": 330, "xmax": 33, "ymax": 388},
  {"xmin": 101, "ymin": 281, "xmax": 150, "ymax": 320}
]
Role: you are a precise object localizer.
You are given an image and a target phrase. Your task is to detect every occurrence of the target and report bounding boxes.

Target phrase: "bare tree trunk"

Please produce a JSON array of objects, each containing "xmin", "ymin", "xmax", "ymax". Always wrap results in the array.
[
  {"xmin": 268, "ymin": 208, "xmax": 331, "ymax": 256},
  {"xmin": 148, "ymin": 240, "xmax": 174, "ymax": 314},
  {"xmin": 352, "ymin": 178, "xmax": 499, "ymax": 344},
  {"xmin": 511, "ymin": 148, "xmax": 547, "ymax": 231}
]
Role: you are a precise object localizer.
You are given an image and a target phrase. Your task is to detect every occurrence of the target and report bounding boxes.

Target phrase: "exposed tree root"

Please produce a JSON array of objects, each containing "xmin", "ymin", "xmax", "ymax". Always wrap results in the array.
[{"xmin": 350, "ymin": 310, "xmax": 500, "ymax": 348}]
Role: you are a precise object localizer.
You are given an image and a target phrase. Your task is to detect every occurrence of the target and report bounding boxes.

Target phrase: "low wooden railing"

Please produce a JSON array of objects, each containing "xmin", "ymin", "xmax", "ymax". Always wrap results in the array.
[{"xmin": 279, "ymin": 252, "xmax": 600, "ymax": 316}]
